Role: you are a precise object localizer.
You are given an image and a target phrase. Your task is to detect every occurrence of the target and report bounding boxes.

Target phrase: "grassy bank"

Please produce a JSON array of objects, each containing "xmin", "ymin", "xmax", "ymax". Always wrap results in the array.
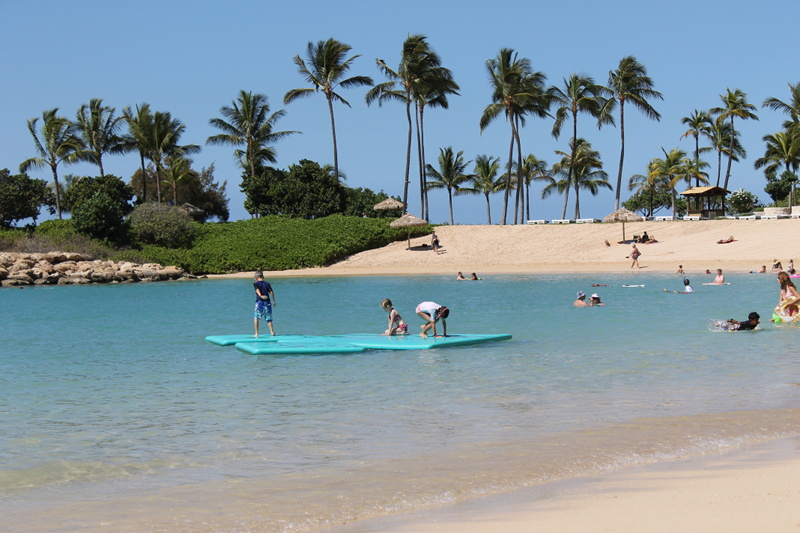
[{"xmin": 0, "ymin": 215, "xmax": 429, "ymax": 274}]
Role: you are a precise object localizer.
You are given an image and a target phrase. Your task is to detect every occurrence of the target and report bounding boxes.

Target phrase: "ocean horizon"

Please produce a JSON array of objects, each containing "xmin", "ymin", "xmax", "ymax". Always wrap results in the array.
[{"xmin": 2, "ymin": 273, "xmax": 798, "ymax": 532}]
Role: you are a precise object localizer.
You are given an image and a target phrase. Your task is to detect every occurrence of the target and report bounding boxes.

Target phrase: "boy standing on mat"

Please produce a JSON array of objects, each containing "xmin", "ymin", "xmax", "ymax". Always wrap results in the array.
[{"xmin": 253, "ymin": 271, "xmax": 276, "ymax": 337}]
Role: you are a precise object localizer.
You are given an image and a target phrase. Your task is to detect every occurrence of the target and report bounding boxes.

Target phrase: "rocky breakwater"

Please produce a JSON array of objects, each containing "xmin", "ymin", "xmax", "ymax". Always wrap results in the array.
[{"xmin": 0, "ymin": 252, "xmax": 196, "ymax": 287}]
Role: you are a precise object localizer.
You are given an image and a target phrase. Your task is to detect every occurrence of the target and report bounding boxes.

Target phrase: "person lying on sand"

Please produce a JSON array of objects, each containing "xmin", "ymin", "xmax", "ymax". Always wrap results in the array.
[{"xmin": 717, "ymin": 236, "xmax": 736, "ymax": 244}]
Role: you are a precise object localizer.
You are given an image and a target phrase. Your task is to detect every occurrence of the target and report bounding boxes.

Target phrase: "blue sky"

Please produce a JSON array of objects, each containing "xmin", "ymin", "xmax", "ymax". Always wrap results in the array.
[{"xmin": 0, "ymin": 0, "xmax": 795, "ymax": 224}]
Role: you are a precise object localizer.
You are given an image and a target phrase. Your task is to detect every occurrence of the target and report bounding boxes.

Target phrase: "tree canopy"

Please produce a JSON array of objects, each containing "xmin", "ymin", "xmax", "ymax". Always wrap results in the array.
[{"xmin": 0, "ymin": 169, "xmax": 54, "ymax": 227}]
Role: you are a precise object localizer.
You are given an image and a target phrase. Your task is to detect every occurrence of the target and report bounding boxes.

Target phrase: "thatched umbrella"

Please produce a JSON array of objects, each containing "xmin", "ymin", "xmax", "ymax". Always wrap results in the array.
[
  {"xmin": 373, "ymin": 198, "xmax": 405, "ymax": 212},
  {"xmin": 603, "ymin": 208, "xmax": 643, "ymax": 242},
  {"xmin": 389, "ymin": 213, "xmax": 429, "ymax": 249}
]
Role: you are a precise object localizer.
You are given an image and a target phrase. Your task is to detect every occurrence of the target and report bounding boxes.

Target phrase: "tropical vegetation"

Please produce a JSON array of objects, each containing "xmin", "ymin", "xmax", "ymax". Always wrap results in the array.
[{"xmin": 3, "ymin": 33, "xmax": 799, "ymax": 271}]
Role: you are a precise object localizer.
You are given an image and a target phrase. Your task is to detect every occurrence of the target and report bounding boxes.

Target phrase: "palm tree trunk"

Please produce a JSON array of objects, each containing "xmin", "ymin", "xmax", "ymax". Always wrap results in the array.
[
  {"xmin": 98, "ymin": 156, "xmax": 105, "ymax": 178},
  {"xmin": 139, "ymin": 152, "xmax": 147, "ymax": 203},
  {"xmin": 561, "ymin": 182, "xmax": 570, "ymax": 220},
  {"xmin": 51, "ymin": 165, "xmax": 62, "ymax": 219},
  {"xmin": 327, "ymin": 95, "xmax": 339, "ymax": 183},
  {"xmin": 249, "ymin": 139, "xmax": 256, "ymax": 184},
  {"xmin": 723, "ymin": 117, "xmax": 735, "ymax": 191},
  {"xmin": 716, "ymin": 150, "xmax": 722, "ymax": 187},
  {"xmin": 402, "ymin": 96, "xmax": 413, "ymax": 211},
  {"xmin": 614, "ymin": 102, "xmax": 625, "ymax": 211},
  {"xmin": 415, "ymin": 106, "xmax": 425, "ymax": 219},
  {"xmin": 526, "ymin": 182, "xmax": 530, "ymax": 221},
  {"xmin": 448, "ymin": 188, "xmax": 454, "ymax": 225},
  {"xmin": 419, "ymin": 106, "xmax": 429, "ymax": 220},
  {"xmin": 484, "ymin": 192, "xmax": 492, "ymax": 224},
  {"xmin": 500, "ymin": 125, "xmax": 515, "ymax": 225},
  {"xmin": 514, "ymin": 117, "xmax": 524, "ymax": 224},
  {"xmin": 564, "ymin": 112, "xmax": 578, "ymax": 220},
  {"xmin": 671, "ymin": 189, "xmax": 677, "ymax": 218},
  {"xmin": 155, "ymin": 162, "xmax": 162, "ymax": 203},
  {"xmin": 694, "ymin": 134, "xmax": 700, "ymax": 187},
  {"xmin": 574, "ymin": 182, "xmax": 581, "ymax": 220}
]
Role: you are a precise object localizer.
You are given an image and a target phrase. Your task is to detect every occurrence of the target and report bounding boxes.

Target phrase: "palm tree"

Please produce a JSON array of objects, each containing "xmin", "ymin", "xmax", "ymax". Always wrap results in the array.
[
  {"xmin": 762, "ymin": 82, "xmax": 800, "ymax": 126},
  {"xmin": 480, "ymin": 48, "xmax": 549, "ymax": 225},
  {"xmin": 711, "ymin": 89, "xmax": 758, "ymax": 190},
  {"xmin": 145, "ymin": 111, "xmax": 200, "ymax": 203},
  {"xmin": 548, "ymin": 138, "xmax": 610, "ymax": 219},
  {"xmin": 284, "ymin": 38, "xmax": 373, "ymax": 183},
  {"xmin": 550, "ymin": 74, "xmax": 612, "ymax": 218},
  {"xmin": 122, "ymin": 103, "xmax": 155, "ymax": 202},
  {"xmin": 366, "ymin": 34, "xmax": 426, "ymax": 212},
  {"xmin": 755, "ymin": 130, "xmax": 800, "ymax": 205},
  {"xmin": 513, "ymin": 154, "xmax": 552, "ymax": 221},
  {"xmin": 677, "ymin": 157, "xmax": 710, "ymax": 212},
  {"xmin": 605, "ymin": 56, "xmax": 663, "ymax": 210},
  {"xmin": 460, "ymin": 154, "xmax": 503, "ymax": 224},
  {"xmin": 424, "ymin": 146, "xmax": 471, "ymax": 225},
  {"xmin": 628, "ymin": 166, "xmax": 662, "ymax": 218},
  {"xmin": 680, "ymin": 109, "xmax": 713, "ymax": 186},
  {"xmin": 412, "ymin": 58, "xmax": 459, "ymax": 221},
  {"xmin": 74, "ymin": 98, "xmax": 126, "ymax": 177},
  {"xmin": 704, "ymin": 120, "xmax": 745, "ymax": 187},
  {"xmin": 20, "ymin": 108, "xmax": 84, "ymax": 218},
  {"xmin": 208, "ymin": 90, "xmax": 298, "ymax": 185},
  {"xmin": 648, "ymin": 148, "xmax": 689, "ymax": 217},
  {"xmin": 163, "ymin": 155, "xmax": 193, "ymax": 206}
]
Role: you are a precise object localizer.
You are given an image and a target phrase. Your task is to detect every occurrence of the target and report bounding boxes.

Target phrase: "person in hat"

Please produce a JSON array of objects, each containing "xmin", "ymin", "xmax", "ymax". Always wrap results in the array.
[
  {"xmin": 574, "ymin": 291, "xmax": 589, "ymax": 307},
  {"xmin": 589, "ymin": 293, "xmax": 605, "ymax": 306}
]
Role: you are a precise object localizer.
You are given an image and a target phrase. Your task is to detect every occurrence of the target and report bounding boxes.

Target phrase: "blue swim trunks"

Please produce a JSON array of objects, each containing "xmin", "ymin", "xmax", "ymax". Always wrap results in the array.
[{"xmin": 254, "ymin": 300, "xmax": 272, "ymax": 322}]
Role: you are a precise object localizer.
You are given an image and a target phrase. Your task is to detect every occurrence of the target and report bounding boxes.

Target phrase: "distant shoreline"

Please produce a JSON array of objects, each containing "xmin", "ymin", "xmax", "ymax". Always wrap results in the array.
[{"xmin": 208, "ymin": 219, "xmax": 797, "ymax": 279}]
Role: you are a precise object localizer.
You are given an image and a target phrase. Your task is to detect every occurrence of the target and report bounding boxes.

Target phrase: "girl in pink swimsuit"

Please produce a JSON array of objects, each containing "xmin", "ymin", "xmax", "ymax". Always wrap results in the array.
[{"xmin": 381, "ymin": 299, "xmax": 409, "ymax": 335}]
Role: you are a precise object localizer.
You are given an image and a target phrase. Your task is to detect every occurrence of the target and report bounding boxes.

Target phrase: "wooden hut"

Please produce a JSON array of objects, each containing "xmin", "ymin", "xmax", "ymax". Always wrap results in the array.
[{"xmin": 679, "ymin": 186, "xmax": 730, "ymax": 218}]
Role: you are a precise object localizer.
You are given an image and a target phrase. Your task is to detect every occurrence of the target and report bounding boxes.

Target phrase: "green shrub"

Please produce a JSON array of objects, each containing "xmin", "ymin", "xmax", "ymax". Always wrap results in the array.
[
  {"xmin": 35, "ymin": 219, "xmax": 76, "ymax": 238},
  {"xmin": 72, "ymin": 192, "xmax": 130, "ymax": 243},
  {"xmin": 128, "ymin": 203, "xmax": 198, "ymax": 248},
  {"xmin": 119, "ymin": 215, "xmax": 428, "ymax": 274}
]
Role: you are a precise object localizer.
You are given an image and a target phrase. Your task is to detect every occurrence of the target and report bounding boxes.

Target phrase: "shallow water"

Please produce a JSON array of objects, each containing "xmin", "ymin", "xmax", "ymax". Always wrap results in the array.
[{"xmin": 1, "ymin": 273, "xmax": 798, "ymax": 532}]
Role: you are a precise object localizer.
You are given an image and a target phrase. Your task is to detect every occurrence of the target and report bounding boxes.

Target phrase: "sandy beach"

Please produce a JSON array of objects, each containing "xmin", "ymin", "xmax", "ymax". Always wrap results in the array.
[
  {"xmin": 324, "ymin": 437, "xmax": 800, "ymax": 533},
  {"xmin": 213, "ymin": 218, "xmax": 799, "ymax": 279},
  {"xmin": 221, "ymin": 218, "xmax": 800, "ymax": 532}
]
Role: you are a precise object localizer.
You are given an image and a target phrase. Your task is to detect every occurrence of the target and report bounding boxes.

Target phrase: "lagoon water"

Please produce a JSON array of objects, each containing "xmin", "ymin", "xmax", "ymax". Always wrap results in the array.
[{"xmin": 1, "ymin": 273, "xmax": 799, "ymax": 532}]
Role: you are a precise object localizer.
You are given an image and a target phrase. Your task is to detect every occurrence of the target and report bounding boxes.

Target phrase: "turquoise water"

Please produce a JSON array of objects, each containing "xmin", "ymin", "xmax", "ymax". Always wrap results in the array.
[{"xmin": 1, "ymin": 273, "xmax": 799, "ymax": 532}]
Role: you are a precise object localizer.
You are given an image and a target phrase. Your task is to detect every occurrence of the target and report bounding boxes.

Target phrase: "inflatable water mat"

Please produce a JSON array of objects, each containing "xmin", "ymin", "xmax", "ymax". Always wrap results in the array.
[{"xmin": 207, "ymin": 333, "xmax": 512, "ymax": 355}]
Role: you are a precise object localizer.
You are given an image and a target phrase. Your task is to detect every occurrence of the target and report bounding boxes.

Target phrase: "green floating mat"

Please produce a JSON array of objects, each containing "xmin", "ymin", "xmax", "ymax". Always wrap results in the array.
[
  {"xmin": 326, "ymin": 333, "xmax": 513, "ymax": 351},
  {"xmin": 205, "ymin": 334, "xmax": 316, "ymax": 346},
  {"xmin": 206, "ymin": 333, "xmax": 512, "ymax": 355}
]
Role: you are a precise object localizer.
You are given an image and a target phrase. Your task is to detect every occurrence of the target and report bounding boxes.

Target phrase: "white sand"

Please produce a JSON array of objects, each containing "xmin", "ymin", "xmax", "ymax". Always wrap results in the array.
[{"xmin": 211, "ymin": 218, "xmax": 798, "ymax": 279}]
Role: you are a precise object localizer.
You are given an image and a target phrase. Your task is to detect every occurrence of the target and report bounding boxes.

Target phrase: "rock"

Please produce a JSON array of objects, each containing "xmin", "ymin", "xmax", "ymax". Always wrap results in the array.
[
  {"xmin": 44, "ymin": 251, "xmax": 68, "ymax": 263},
  {"xmin": 157, "ymin": 266, "xmax": 184, "ymax": 280},
  {"xmin": 7, "ymin": 272, "xmax": 33, "ymax": 284},
  {"xmin": 0, "ymin": 252, "xmax": 190, "ymax": 286},
  {"xmin": 90, "ymin": 268, "xmax": 117, "ymax": 283},
  {"xmin": 10, "ymin": 259, "xmax": 34, "ymax": 273},
  {"xmin": 2, "ymin": 279, "xmax": 29, "ymax": 287},
  {"xmin": 53, "ymin": 261, "xmax": 78, "ymax": 274}
]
